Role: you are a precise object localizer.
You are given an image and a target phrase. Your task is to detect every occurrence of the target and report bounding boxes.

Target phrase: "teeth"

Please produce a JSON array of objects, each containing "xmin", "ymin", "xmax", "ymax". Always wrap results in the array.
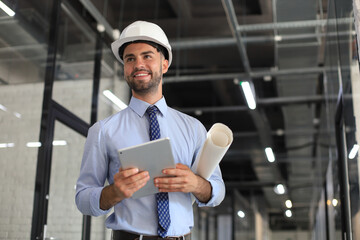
[{"xmin": 135, "ymin": 73, "xmax": 148, "ymax": 77}]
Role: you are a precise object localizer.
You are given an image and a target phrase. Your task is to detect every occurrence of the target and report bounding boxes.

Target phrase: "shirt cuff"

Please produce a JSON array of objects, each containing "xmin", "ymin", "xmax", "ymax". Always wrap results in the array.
[
  {"xmin": 90, "ymin": 187, "xmax": 111, "ymax": 216},
  {"xmin": 196, "ymin": 178, "xmax": 224, "ymax": 207}
]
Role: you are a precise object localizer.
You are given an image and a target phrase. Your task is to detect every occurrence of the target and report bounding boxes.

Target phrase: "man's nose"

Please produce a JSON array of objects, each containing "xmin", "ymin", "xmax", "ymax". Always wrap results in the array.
[{"xmin": 134, "ymin": 58, "xmax": 145, "ymax": 68}]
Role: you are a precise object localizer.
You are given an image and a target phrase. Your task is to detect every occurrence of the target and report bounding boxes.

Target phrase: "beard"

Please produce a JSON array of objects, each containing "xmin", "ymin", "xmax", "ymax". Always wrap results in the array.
[{"xmin": 125, "ymin": 65, "xmax": 162, "ymax": 95}]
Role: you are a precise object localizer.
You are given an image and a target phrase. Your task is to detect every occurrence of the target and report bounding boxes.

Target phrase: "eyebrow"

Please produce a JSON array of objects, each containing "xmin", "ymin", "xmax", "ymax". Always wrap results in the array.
[{"xmin": 124, "ymin": 50, "xmax": 155, "ymax": 59}]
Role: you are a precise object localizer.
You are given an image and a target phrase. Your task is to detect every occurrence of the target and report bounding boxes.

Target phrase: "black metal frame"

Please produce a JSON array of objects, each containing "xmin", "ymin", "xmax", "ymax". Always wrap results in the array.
[
  {"xmin": 30, "ymin": 0, "xmax": 104, "ymax": 239},
  {"xmin": 335, "ymin": 88, "xmax": 353, "ymax": 240},
  {"xmin": 324, "ymin": 179, "xmax": 330, "ymax": 240},
  {"xmin": 30, "ymin": 0, "xmax": 61, "ymax": 238}
]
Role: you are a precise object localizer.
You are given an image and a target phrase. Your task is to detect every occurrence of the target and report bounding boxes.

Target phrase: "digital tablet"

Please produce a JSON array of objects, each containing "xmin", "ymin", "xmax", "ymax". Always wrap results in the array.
[{"xmin": 117, "ymin": 137, "xmax": 176, "ymax": 199}]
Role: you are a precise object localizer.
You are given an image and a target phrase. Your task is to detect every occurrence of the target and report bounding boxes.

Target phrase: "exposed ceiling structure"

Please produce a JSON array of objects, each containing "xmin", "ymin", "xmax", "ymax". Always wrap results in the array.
[{"xmin": 1, "ymin": 0, "xmax": 353, "ymax": 231}]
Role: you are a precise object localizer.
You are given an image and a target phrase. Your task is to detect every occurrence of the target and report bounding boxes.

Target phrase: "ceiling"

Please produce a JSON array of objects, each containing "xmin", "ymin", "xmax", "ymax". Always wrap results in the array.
[{"xmin": 1, "ymin": 0, "xmax": 353, "ymax": 232}]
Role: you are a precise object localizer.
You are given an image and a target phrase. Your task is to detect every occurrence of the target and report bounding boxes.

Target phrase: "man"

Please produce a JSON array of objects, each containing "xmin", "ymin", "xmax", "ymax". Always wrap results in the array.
[{"xmin": 76, "ymin": 21, "xmax": 225, "ymax": 240}]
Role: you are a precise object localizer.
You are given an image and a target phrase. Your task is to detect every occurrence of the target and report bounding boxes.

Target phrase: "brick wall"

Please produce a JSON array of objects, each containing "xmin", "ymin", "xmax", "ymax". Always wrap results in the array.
[{"xmin": 0, "ymin": 78, "xmax": 129, "ymax": 240}]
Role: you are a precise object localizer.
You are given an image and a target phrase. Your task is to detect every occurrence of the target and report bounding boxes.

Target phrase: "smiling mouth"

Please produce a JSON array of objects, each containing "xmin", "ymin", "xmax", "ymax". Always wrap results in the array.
[{"xmin": 134, "ymin": 73, "xmax": 150, "ymax": 77}]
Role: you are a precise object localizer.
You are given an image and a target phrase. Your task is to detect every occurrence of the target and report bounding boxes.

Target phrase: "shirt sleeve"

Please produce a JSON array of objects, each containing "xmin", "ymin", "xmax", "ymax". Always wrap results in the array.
[
  {"xmin": 196, "ymin": 165, "xmax": 226, "ymax": 207},
  {"xmin": 193, "ymin": 122, "xmax": 226, "ymax": 207},
  {"xmin": 75, "ymin": 122, "xmax": 111, "ymax": 216}
]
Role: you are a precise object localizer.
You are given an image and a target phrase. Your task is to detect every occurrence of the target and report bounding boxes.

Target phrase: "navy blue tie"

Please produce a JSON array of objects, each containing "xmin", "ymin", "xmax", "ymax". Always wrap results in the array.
[{"xmin": 146, "ymin": 106, "xmax": 170, "ymax": 238}]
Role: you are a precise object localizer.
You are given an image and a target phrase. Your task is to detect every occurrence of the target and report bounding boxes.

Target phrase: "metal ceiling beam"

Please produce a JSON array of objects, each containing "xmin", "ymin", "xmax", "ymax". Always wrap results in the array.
[
  {"xmin": 176, "ymin": 95, "xmax": 329, "ymax": 114},
  {"xmin": 0, "ymin": 44, "xmax": 46, "ymax": 53},
  {"xmin": 164, "ymin": 66, "xmax": 324, "ymax": 83},
  {"xmin": 167, "ymin": 0, "xmax": 192, "ymax": 19},
  {"xmin": 61, "ymin": 1, "xmax": 95, "ymax": 43},
  {"xmin": 237, "ymin": 17, "xmax": 353, "ymax": 32},
  {"xmin": 0, "ymin": 17, "xmax": 17, "ymax": 25},
  {"xmin": 170, "ymin": 30, "xmax": 354, "ymax": 49},
  {"xmin": 78, "ymin": 0, "xmax": 114, "ymax": 40},
  {"xmin": 225, "ymin": 181, "xmax": 315, "ymax": 189},
  {"xmin": 221, "ymin": 3, "xmax": 286, "ymax": 205},
  {"xmin": 225, "ymin": 155, "xmax": 329, "ymax": 163},
  {"xmin": 221, "ymin": 0, "xmax": 251, "ymax": 74},
  {"xmin": 232, "ymin": 128, "xmax": 334, "ymax": 138}
]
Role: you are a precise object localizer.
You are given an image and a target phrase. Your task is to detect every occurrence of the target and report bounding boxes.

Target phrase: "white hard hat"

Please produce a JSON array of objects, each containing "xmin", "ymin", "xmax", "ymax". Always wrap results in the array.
[{"xmin": 111, "ymin": 21, "xmax": 172, "ymax": 67}]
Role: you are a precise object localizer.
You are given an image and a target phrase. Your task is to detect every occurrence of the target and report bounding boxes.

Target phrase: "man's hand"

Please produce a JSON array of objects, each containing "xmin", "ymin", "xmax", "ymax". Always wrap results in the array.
[
  {"xmin": 154, "ymin": 163, "xmax": 212, "ymax": 203},
  {"xmin": 100, "ymin": 168, "xmax": 149, "ymax": 210}
]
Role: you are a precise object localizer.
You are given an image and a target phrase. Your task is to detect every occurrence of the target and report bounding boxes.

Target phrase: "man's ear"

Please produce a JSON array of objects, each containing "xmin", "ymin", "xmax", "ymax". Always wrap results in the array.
[{"xmin": 162, "ymin": 59, "xmax": 169, "ymax": 74}]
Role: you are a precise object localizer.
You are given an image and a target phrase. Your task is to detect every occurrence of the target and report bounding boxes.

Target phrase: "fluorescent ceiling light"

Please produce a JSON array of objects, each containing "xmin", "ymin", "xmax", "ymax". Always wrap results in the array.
[
  {"xmin": 13, "ymin": 112, "xmax": 21, "ymax": 118},
  {"xmin": 285, "ymin": 200, "xmax": 292, "ymax": 208},
  {"xmin": 240, "ymin": 81, "xmax": 256, "ymax": 110},
  {"xmin": 0, "ymin": 1, "xmax": 15, "ymax": 17},
  {"xmin": 103, "ymin": 90, "xmax": 128, "ymax": 110},
  {"xmin": 237, "ymin": 210, "xmax": 245, "ymax": 218},
  {"xmin": 285, "ymin": 210, "xmax": 292, "ymax": 218},
  {"xmin": 348, "ymin": 144, "xmax": 359, "ymax": 159},
  {"xmin": 0, "ymin": 142, "xmax": 14, "ymax": 148},
  {"xmin": 265, "ymin": 147, "xmax": 275, "ymax": 162},
  {"xmin": 263, "ymin": 75, "xmax": 272, "ymax": 81},
  {"xmin": 26, "ymin": 142, "xmax": 41, "ymax": 148},
  {"xmin": 0, "ymin": 104, "xmax": 7, "ymax": 112},
  {"xmin": 274, "ymin": 184, "xmax": 285, "ymax": 195},
  {"xmin": 53, "ymin": 140, "xmax": 67, "ymax": 146},
  {"xmin": 274, "ymin": 35, "xmax": 282, "ymax": 41},
  {"xmin": 113, "ymin": 29, "xmax": 120, "ymax": 39},
  {"xmin": 97, "ymin": 23, "xmax": 105, "ymax": 33}
]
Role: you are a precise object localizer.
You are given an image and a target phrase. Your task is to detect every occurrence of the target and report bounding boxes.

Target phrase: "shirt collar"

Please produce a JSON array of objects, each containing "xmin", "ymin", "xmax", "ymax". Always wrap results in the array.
[{"xmin": 129, "ymin": 96, "xmax": 168, "ymax": 118}]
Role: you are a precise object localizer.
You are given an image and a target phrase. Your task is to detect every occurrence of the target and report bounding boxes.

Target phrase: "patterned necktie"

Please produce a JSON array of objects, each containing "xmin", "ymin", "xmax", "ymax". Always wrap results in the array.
[{"xmin": 146, "ymin": 106, "xmax": 170, "ymax": 238}]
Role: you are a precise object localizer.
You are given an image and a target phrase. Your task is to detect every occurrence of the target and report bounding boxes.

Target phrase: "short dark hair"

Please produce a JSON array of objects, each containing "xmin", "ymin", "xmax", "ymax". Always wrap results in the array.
[{"xmin": 119, "ymin": 40, "xmax": 169, "ymax": 61}]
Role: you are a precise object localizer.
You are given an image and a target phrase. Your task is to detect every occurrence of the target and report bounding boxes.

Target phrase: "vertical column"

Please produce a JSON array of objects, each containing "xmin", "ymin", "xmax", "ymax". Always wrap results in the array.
[
  {"xmin": 217, "ymin": 214, "xmax": 232, "ymax": 240},
  {"xmin": 30, "ymin": 0, "xmax": 61, "ymax": 239},
  {"xmin": 82, "ymin": 31, "xmax": 103, "ymax": 240}
]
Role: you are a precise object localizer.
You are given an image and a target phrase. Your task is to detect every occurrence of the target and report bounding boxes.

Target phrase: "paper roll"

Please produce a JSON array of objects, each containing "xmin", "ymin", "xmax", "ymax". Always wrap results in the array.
[
  {"xmin": 191, "ymin": 123, "xmax": 232, "ymax": 204},
  {"xmin": 195, "ymin": 123, "xmax": 233, "ymax": 180}
]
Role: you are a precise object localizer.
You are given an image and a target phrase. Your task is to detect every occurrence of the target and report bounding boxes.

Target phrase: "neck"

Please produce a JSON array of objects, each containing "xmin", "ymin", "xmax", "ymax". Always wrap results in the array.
[{"xmin": 132, "ymin": 85, "xmax": 163, "ymax": 105}]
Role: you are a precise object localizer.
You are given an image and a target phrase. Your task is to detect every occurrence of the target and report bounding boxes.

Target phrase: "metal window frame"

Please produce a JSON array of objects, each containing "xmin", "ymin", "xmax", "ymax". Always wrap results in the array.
[
  {"xmin": 30, "ymin": 0, "xmax": 103, "ymax": 239},
  {"xmin": 335, "ymin": 89, "xmax": 353, "ymax": 240}
]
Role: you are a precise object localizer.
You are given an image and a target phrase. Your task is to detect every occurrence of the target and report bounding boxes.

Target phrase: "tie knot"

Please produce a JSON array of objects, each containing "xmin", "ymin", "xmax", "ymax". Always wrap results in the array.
[{"xmin": 147, "ymin": 105, "xmax": 159, "ymax": 116}]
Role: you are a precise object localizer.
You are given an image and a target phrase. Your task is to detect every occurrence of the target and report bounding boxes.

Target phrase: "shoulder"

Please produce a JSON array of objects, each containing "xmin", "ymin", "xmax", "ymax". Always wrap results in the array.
[
  {"xmin": 168, "ymin": 107, "xmax": 198, "ymax": 122},
  {"xmin": 90, "ymin": 107, "xmax": 132, "ymax": 133},
  {"xmin": 167, "ymin": 107, "xmax": 206, "ymax": 133}
]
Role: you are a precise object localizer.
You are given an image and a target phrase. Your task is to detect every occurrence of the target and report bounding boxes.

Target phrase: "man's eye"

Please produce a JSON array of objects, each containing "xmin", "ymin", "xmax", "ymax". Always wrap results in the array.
[
  {"xmin": 126, "ymin": 58, "xmax": 134, "ymax": 62},
  {"xmin": 144, "ymin": 55, "xmax": 152, "ymax": 59}
]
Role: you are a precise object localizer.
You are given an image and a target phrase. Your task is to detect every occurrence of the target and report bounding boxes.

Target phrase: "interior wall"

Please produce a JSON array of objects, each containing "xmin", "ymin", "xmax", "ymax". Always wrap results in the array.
[
  {"xmin": 269, "ymin": 230, "xmax": 309, "ymax": 240},
  {"xmin": 0, "ymin": 83, "xmax": 42, "ymax": 239},
  {"xmin": 0, "ymin": 77, "xmax": 129, "ymax": 239}
]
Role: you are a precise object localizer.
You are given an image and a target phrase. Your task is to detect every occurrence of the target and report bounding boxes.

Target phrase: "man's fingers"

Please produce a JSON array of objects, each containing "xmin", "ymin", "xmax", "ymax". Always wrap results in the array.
[
  {"xmin": 157, "ymin": 183, "xmax": 187, "ymax": 193},
  {"xmin": 113, "ymin": 169, "xmax": 150, "ymax": 198},
  {"xmin": 162, "ymin": 164, "xmax": 190, "ymax": 176},
  {"xmin": 115, "ymin": 173, "xmax": 150, "ymax": 198},
  {"xmin": 175, "ymin": 163, "xmax": 189, "ymax": 170},
  {"xmin": 124, "ymin": 171, "xmax": 149, "ymax": 185},
  {"xmin": 118, "ymin": 168, "xmax": 139, "ymax": 178},
  {"xmin": 129, "ymin": 176, "xmax": 150, "ymax": 194}
]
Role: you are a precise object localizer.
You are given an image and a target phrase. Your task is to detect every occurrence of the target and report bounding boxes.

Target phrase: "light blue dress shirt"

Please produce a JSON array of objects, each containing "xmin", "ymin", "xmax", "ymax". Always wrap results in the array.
[{"xmin": 75, "ymin": 96, "xmax": 225, "ymax": 236}]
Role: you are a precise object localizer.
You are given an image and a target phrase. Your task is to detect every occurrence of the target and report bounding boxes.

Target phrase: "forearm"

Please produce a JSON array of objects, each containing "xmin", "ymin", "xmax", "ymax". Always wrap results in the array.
[
  {"xmin": 100, "ymin": 184, "xmax": 124, "ymax": 210},
  {"xmin": 192, "ymin": 175, "xmax": 212, "ymax": 203}
]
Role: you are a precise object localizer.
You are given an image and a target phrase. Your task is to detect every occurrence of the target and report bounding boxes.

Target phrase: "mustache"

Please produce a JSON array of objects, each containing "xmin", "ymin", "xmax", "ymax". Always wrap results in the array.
[{"xmin": 131, "ymin": 68, "xmax": 152, "ymax": 76}]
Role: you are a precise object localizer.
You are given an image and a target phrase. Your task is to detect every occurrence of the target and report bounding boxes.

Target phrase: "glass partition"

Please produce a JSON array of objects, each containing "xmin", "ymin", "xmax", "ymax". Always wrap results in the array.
[
  {"xmin": 52, "ymin": 1, "xmax": 97, "ymax": 124},
  {"xmin": 46, "ymin": 120, "xmax": 85, "ymax": 239},
  {"xmin": 0, "ymin": 0, "xmax": 52, "ymax": 239},
  {"xmin": 324, "ymin": 0, "xmax": 360, "ymax": 239},
  {"xmin": 97, "ymin": 48, "xmax": 130, "ymax": 121},
  {"xmin": 90, "ymin": 32, "xmax": 130, "ymax": 240}
]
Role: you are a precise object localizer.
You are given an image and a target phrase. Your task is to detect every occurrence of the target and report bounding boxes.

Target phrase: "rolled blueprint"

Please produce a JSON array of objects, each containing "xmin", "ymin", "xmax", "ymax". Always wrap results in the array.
[
  {"xmin": 191, "ymin": 123, "xmax": 233, "ymax": 203},
  {"xmin": 194, "ymin": 123, "xmax": 233, "ymax": 179}
]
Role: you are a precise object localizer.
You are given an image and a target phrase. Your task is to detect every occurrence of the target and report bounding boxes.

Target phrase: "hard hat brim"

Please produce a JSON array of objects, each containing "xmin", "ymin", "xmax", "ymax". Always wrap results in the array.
[{"xmin": 111, "ymin": 35, "xmax": 172, "ymax": 66}]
